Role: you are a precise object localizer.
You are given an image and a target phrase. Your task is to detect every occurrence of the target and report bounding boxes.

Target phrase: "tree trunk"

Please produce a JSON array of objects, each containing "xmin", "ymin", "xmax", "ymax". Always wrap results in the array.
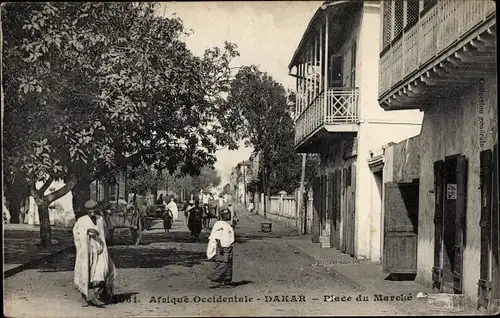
[
  {"xmin": 103, "ymin": 180, "xmax": 110, "ymax": 204},
  {"xmin": 72, "ymin": 178, "xmax": 91, "ymax": 219},
  {"xmin": 4, "ymin": 174, "xmax": 30, "ymax": 224},
  {"xmin": 38, "ymin": 201, "xmax": 52, "ymax": 247}
]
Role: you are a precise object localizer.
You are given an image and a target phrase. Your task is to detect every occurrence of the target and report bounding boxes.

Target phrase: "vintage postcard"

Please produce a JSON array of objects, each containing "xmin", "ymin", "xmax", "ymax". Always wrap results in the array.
[{"xmin": 2, "ymin": 1, "xmax": 498, "ymax": 317}]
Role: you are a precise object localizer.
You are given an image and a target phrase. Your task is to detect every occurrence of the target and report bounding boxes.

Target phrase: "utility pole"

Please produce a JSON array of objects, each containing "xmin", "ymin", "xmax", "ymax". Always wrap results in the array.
[
  {"xmin": 298, "ymin": 154, "xmax": 307, "ymax": 234},
  {"xmin": 243, "ymin": 165, "xmax": 247, "ymax": 209}
]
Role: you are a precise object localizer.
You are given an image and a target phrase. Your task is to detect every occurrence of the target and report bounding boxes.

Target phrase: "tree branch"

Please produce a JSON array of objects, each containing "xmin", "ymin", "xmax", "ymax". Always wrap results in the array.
[
  {"xmin": 30, "ymin": 183, "xmax": 40, "ymax": 201},
  {"xmin": 44, "ymin": 178, "xmax": 77, "ymax": 203},
  {"xmin": 39, "ymin": 176, "xmax": 55, "ymax": 195}
]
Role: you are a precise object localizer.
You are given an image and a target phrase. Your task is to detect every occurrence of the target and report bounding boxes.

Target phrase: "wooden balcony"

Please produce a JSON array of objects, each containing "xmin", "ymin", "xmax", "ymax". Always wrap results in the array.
[
  {"xmin": 295, "ymin": 87, "xmax": 359, "ymax": 152},
  {"xmin": 379, "ymin": 0, "xmax": 496, "ymax": 110}
]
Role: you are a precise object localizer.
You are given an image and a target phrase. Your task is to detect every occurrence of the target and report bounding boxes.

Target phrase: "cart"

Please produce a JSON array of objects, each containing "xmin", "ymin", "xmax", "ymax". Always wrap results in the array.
[{"xmin": 104, "ymin": 203, "xmax": 172, "ymax": 246}]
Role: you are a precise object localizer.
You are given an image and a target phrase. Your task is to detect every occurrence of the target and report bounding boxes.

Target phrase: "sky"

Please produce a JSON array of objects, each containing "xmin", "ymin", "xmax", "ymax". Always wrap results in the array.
[{"xmin": 158, "ymin": 1, "xmax": 321, "ymax": 186}]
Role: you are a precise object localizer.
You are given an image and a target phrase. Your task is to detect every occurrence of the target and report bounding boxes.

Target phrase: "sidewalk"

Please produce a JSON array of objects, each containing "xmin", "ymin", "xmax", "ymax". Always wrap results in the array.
[{"xmin": 3, "ymin": 223, "xmax": 74, "ymax": 278}]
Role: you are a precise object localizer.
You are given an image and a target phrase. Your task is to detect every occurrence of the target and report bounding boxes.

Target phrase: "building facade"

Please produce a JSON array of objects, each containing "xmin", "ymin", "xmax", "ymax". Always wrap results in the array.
[
  {"xmin": 289, "ymin": 0, "xmax": 423, "ymax": 257},
  {"xmin": 229, "ymin": 161, "xmax": 251, "ymax": 205},
  {"xmin": 377, "ymin": 0, "xmax": 497, "ymax": 310}
]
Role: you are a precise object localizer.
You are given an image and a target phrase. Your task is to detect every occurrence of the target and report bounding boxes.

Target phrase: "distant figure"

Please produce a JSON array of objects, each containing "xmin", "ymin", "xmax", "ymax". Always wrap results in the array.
[
  {"xmin": 185, "ymin": 200, "xmax": 194, "ymax": 225},
  {"xmin": 3, "ymin": 198, "xmax": 11, "ymax": 224},
  {"xmin": 117, "ymin": 196, "xmax": 127, "ymax": 206},
  {"xmin": 73, "ymin": 200, "xmax": 116, "ymax": 307},
  {"xmin": 206, "ymin": 209, "xmax": 235, "ymax": 287},
  {"xmin": 167, "ymin": 196, "xmax": 179, "ymax": 222},
  {"xmin": 188, "ymin": 200, "xmax": 204, "ymax": 241},
  {"xmin": 202, "ymin": 192, "xmax": 210, "ymax": 206},
  {"xmin": 131, "ymin": 194, "xmax": 138, "ymax": 210},
  {"xmin": 218, "ymin": 194, "xmax": 224, "ymax": 208},
  {"xmin": 248, "ymin": 200, "xmax": 254, "ymax": 213},
  {"xmin": 156, "ymin": 194, "xmax": 164, "ymax": 205}
]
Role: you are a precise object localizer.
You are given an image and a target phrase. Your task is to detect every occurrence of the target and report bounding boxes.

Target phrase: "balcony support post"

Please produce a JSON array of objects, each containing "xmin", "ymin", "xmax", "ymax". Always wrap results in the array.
[
  {"xmin": 299, "ymin": 57, "xmax": 304, "ymax": 114},
  {"xmin": 319, "ymin": 24, "xmax": 323, "ymax": 93},
  {"xmin": 323, "ymin": 11, "xmax": 329, "ymax": 123},
  {"xmin": 299, "ymin": 61, "xmax": 303, "ymax": 114},
  {"xmin": 313, "ymin": 34, "xmax": 318, "ymax": 101},
  {"xmin": 308, "ymin": 42, "xmax": 312, "ymax": 107},
  {"xmin": 295, "ymin": 65, "xmax": 299, "ymax": 118}
]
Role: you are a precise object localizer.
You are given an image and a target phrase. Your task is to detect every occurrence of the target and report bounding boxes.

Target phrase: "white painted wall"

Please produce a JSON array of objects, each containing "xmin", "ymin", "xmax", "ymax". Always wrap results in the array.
[
  {"xmin": 352, "ymin": 3, "xmax": 424, "ymax": 260},
  {"xmin": 25, "ymin": 180, "xmax": 75, "ymax": 227}
]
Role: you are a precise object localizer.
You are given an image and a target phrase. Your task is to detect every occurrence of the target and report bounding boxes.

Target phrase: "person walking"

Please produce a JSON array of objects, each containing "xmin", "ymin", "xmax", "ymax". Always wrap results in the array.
[
  {"xmin": 227, "ymin": 202, "xmax": 239, "ymax": 228},
  {"xmin": 156, "ymin": 194, "xmax": 164, "ymax": 205},
  {"xmin": 73, "ymin": 200, "xmax": 116, "ymax": 307},
  {"xmin": 206, "ymin": 209, "xmax": 235, "ymax": 287},
  {"xmin": 167, "ymin": 196, "xmax": 179, "ymax": 222},
  {"xmin": 187, "ymin": 199, "xmax": 204, "ymax": 241},
  {"xmin": 185, "ymin": 200, "xmax": 194, "ymax": 225}
]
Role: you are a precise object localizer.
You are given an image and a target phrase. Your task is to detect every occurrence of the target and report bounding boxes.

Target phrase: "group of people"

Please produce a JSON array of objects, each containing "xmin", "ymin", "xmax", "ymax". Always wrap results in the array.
[
  {"xmin": 156, "ymin": 193, "xmax": 178, "ymax": 222},
  {"xmin": 73, "ymin": 196, "xmax": 239, "ymax": 306},
  {"xmin": 184, "ymin": 198, "xmax": 238, "ymax": 241}
]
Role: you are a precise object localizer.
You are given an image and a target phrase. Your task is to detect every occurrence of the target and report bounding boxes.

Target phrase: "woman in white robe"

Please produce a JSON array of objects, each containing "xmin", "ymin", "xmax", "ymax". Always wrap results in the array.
[
  {"xmin": 73, "ymin": 200, "xmax": 116, "ymax": 307},
  {"xmin": 206, "ymin": 209, "xmax": 235, "ymax": 287}
]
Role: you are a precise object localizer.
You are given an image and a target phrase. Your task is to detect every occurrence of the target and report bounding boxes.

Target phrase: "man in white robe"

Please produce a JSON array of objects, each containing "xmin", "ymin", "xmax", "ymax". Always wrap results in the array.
[
  {"xmin": 73, "ymin": 200, "xmax": 116, "ymax": 307},
  {"xmin": 167, "ymin": 196, "xmax": 179, "ymax": 221}
]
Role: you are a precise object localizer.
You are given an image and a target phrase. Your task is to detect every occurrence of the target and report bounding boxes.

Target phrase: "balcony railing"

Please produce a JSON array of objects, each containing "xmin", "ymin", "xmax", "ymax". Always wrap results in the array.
[
  {"xmin": 379, "ymin": 0, "xmax": 496, "ymax": 97},
  {"xmin": 295, "ymin": 87, "xmax": 359, "ymax": 146}
]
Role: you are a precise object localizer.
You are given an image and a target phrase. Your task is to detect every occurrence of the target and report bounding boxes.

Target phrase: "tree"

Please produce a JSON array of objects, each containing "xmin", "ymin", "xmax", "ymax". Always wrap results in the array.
[
  {"xmin": 225, "ymin": 66, "xmax": 317, "ymax": 203},
  {"xmin": 126, "ymin": 165, "xmax": 221, "ymax": 199},
  {"xmin": 2, "ymin": 2, "xmax": 239, "ymax": 245}
]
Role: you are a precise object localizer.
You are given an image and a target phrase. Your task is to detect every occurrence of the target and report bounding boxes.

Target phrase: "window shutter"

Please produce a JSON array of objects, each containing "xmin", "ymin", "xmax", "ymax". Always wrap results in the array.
[
  {"xmin": 394, "ymin": 1, "xmax": 404, "ymax": 38},
  {"xmin": 382, "ymin": 1, "xmax": 393, "ymax": 48},
  {"xmin": 478, "ymin": 150, "xmax": 493, "ymax": 309},
  {"xmin": 453, "ymin": 155, "xmax": 468, "ymax": 294},
  {"xmin": 432, "ymin": 160, "xmax": 445, "ymax": 289},
  {"xmin": 329, "ymin": 55, "xmax": 343, "ymax": 87},
  {"xmin": 406, "ymin": 0, "xmax": 419, "ymax": 28}
]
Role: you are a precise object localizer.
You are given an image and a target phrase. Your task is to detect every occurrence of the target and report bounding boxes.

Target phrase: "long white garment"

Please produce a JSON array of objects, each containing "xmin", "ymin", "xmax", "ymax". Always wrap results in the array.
[
  {"xmin": 167, "ymin": 201, "xmax": 178, "ymax": 221},
  {"xmin": 73, "ymin": 215, "xmax": 116, "ymax": 297},
  {"xmin": 206, "ymin": 220, "xmax": 235, "ymax": 260}
]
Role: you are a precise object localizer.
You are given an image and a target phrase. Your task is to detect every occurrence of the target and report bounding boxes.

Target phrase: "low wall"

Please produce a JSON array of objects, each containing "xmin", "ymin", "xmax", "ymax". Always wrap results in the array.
[{"xmin": 252, "ymin": 189, "xmax": 313, "ymax": 234}]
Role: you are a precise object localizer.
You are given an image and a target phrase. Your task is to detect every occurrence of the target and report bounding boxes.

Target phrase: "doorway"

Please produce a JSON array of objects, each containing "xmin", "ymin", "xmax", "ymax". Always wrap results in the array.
[
  {"xmin": 372, "ymin": 170, "xmax": 383, "ymax": 261},
  {"xmin": 382, "ymin": 180, "xmax": 419, "ymax": 274},
  {"xmin": 432, "ymin": 154, "xmax": 467, "ymax": 294}
]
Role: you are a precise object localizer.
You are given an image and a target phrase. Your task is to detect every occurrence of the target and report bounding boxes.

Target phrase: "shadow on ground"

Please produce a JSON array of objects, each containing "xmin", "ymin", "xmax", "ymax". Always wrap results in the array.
[
  {"xmin": 384, "ymin": 273, "xmax": 417, "ymax": 281},
  {"xmin": 36, "ymin": 243, "xmax": 207, "ymax": 272},
  {"xmin": 209, "ymin": 280, "xmax": 254, "ymax": 289}
]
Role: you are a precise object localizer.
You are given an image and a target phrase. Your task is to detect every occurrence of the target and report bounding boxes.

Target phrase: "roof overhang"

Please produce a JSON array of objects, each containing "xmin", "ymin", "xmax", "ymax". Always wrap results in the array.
[{"xmin": 288, "ymin": 0, "xmax": 366, "ymax": 70}]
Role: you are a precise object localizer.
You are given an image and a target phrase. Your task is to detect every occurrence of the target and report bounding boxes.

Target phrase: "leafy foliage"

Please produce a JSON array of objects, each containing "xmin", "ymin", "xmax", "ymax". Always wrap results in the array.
[
  {"xmin": 225, "ymin": 66, "xmax": 317, "ymax": 195},
  {"xmin": 2, "ymin": 2, "xmax": 239, "ymax": 244},
  {"xmin": 127, "ymin": 165, "xmax": 221, "ymax": 196},
  {"xmin": 2, "ymin": 2, "xmax": 240, "ymax": 190}
]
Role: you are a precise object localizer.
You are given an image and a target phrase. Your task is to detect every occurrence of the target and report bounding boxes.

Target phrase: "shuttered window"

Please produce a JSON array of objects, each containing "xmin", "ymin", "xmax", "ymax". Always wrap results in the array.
[
  {"xmin": 406, "ymin": 0, "xmax": 420, "ymax": 28},
  {"xmin": 394, "ymin": 1, "xmax": 404, "ymax": 39},
  {"xmin": 329, "ymin": 55, "xmax": 343, "ymax": 87},
  {"xmin": 382, "ymin": 1, "xmax": 393, "ymax": 49}
]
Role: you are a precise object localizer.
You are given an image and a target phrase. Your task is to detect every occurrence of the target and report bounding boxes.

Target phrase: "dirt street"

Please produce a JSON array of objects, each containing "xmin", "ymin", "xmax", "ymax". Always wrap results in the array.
[{"xmin": 4, "ymin": 209, "xmax": 418, "ymax": 317}]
